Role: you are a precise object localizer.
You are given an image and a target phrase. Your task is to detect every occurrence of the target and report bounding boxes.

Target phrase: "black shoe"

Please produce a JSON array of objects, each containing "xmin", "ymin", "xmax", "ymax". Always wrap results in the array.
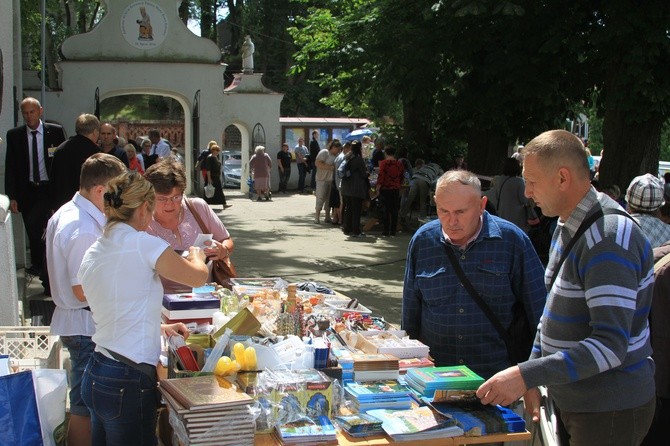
[
  {"xmin": 26, "ymin": 266, "xmax": 41, "ymax": 276},
  {"xmin": 381, "ymin": 232, "xmax": 390, "ymax": 237},
  {"xmin": 223, "ymin": 204, "xmax": 233, "ymax": 209}
]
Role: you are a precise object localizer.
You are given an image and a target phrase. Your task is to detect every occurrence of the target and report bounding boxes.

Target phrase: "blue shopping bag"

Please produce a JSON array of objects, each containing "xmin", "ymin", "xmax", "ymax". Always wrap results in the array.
[{"xmin": 0, "ymin": 371, "xmax": 43, "ymax": 446}]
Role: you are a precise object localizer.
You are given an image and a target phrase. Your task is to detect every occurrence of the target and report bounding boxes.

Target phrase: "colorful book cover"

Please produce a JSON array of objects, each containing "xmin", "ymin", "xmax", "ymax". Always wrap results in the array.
[
  {"xmin": 276, "ymin": 415, "xmax": 337, "ymax": 439},
  {"xmin": 334, "ymin": 413, "xmax": 383, "ymax": 431},
  {"xmin": 345, "ymin": 380, "xmax": 412, "ymax": 401},
  {"xmin": 367, "ymin": 406, "xmax": 463, "ymax": 440},
  {"xmin": 406, "ymin": 365, "xmax": 484, "ymax": 390}
]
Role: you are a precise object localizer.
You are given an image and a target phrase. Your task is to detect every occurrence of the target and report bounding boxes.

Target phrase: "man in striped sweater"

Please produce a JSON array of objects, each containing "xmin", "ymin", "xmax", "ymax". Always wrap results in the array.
[{"xmin": 476, "ymin": 130, "xmax": 656, "ymax": 445}]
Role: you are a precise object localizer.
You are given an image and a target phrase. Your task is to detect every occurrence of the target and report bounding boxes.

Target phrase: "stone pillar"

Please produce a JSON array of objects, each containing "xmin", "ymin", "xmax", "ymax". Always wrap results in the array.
[{"xmin": 0, "ymin": 194, "xmax": 20, "ymax": 325}]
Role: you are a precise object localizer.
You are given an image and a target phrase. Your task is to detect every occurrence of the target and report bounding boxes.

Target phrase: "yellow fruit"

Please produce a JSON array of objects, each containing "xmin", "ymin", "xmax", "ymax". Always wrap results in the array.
[
  {"xmin": 214, "ymin": 356, "xmax": 232, "ymax": 376},
  {"xmin": 244, "ymin": 346, "xmax": 257, "ymax": 371},
  {"xmin": 233, "ymin": 343, "xmax": 246, "ymax": 368}
]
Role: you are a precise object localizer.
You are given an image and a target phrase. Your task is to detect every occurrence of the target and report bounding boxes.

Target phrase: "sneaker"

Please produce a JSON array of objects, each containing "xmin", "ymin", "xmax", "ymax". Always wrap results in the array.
[{"xmin": 350, "ymin": 233, "xmax": 366, "ymax": 238}]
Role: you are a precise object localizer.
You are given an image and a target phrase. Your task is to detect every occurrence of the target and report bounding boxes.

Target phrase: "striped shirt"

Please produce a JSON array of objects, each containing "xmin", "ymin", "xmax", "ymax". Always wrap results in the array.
[{"xmin": 519, "ymin": 188, "xmax": 656, "ymax": 412}]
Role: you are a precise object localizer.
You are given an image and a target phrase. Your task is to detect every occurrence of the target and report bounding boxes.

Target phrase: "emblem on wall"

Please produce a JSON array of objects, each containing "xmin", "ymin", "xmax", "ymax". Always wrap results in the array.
[{"xmin": 121, "ymin": 1, "xmax": 168, "ymax": 49}]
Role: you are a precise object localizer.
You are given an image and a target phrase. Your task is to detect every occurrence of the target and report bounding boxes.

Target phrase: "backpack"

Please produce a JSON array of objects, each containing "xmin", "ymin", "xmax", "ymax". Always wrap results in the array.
[{"xmin": 337, "ymin": 158, "xmax": 351, "ymax": 179}]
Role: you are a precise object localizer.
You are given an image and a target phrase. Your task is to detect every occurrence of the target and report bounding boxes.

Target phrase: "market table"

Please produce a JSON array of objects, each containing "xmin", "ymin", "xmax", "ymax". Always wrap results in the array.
[{"xmin": 254, "ymin": 430, "xmax": 531, "ymax": 445}]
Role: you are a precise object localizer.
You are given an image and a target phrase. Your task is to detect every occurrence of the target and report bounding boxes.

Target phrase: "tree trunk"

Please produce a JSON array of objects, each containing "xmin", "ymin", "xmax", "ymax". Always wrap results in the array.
[
  {"xmin": 402, "ymin": 94, "xmax": 433, "ymax": 160},
  {"xmin": 599, "ymin": 108, "xmax": 663, "ymax": 191},
  {"xmin": 466, "ymin": 128, "xmax": 508, "ymax": 178}
]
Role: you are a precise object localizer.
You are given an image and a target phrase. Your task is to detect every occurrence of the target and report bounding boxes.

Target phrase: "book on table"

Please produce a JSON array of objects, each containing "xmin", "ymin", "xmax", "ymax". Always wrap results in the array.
[
  {"xmin": 367, "ymin": 406, "xmax": 464, "ymax": 441},
  {"xmin": 160, "ymin": 374, "xmax": 252, "ymax": 411},
  {"xmin": 274, "ymin": 416, "xmax": 338, "ymax": 445},
  {"xmin": 334, "ymin": 413, "xmax": 383, "ymax": 434},
  {"xmin": 424, "ymin": 398, "xmax": 526, "ymax": 436},
  {"xmin": 404, "ymin": 365, "xmax": 485, "ymax": 397},
  {"xmin": 162, "ymin": 293, "xmax": 220, "ymax": 311},
  {"xmin": 345, "ymin": 379, "xmax": 413, "ymax": 401}
]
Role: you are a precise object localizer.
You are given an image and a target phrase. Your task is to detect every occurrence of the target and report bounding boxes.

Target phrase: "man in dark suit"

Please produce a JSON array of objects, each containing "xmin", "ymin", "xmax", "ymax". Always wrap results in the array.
[
  {"xmin": 5, "ymin": 97, "xmax": 67, "ymax": 288},
  {"xmin": 49, "ymin": 113, "xmax": 101, "ymax": 210}
]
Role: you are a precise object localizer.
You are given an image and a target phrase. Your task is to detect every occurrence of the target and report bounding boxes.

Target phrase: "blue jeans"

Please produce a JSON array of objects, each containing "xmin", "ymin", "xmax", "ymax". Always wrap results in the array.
[
  {"xmin": 82, "ymin": 351, "xmax": 158, "ymax": 446},
  {"xmin": 297, "ymin": 163, "xmax": 307, "ymax": 192},
  {"xmin": 60, "ymin": 335, "xmax": 95, "ymax": 416}
]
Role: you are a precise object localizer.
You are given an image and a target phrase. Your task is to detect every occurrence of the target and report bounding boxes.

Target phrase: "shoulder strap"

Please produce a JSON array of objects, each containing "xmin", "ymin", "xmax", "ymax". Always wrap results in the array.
[
  {"xmin": 655, "ymin": 252, "xmax": 670, "ymax": 274},
  {"xmin": 443, "ymin": 245, "xmax": 510, "ymax": 345},
  {"xmin": 548, "ymin": 208, "xmax": 637, "ymax": 291},
  {"xmin": 185, "ymin": 198, "xmax": 209, "ymax": 234}
]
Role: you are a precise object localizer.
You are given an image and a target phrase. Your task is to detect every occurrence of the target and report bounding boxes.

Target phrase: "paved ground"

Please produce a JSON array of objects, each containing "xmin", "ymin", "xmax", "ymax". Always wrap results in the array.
[{"xmin": 24, "ymin": 188, "xmax": 416, "ymax": 326}]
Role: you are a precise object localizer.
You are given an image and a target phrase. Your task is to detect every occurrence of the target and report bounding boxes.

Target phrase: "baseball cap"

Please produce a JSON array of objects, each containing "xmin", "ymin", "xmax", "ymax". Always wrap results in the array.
[{"xmin": 625, "ymin": 173, "xmax": 665, "ymax": 212}]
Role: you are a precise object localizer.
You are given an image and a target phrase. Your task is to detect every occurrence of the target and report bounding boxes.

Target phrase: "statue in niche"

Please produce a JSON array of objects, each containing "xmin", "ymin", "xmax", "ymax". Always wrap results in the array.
[
  {"xmin": 241, "ymin": 35, "xmax": 255, "ymax": 74},
  {"xmin": 136, "ymin": 6, "xmax": 154, "ymax": 40}
]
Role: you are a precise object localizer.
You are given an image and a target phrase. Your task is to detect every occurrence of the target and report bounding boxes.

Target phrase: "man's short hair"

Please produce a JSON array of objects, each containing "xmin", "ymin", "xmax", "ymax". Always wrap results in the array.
[
  {"xmin": 522, "ymin": 130, "xmax": 590, "ymax": 179},
  {"xmin": 149, "ymin": 129, "xmax": 160, "ymax": 138},
  {"xmin": 75, "ymin": 114, "xmax": 100, "ymax": 136},
  {"xmin": 80, "ymin": 153, "xmax": 126, "ymax": 191},
  {"xmin": 435, "ymin": 169, "xmax": 481, "ymax": 194}
]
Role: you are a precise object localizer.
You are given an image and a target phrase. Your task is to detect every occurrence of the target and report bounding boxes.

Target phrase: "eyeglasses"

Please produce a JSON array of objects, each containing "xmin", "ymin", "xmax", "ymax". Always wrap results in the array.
[{"xmin": 155, "ymin": 194, "xmax": 183, "ymax": 204}]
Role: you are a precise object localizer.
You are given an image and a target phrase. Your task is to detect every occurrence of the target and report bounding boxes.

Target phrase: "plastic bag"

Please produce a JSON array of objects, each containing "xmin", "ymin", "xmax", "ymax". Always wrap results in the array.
[
  {"xmin": 0, "ymin": 371, "xmax": 43, "ymax": 446},
  {"xmin": 204, "ymin": 184, "xmax": 215, "ymax": 198},
  {"xmin": 33, "ymin": 369, "xmax": 67, "ymax": 446}
]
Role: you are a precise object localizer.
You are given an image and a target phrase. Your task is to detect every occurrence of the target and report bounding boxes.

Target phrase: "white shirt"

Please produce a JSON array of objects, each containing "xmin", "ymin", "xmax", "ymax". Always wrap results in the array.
[
  {"xmin": 152, "ymin": 139, "xmax": 171, "ymax": 158},
  {"xmin": 78, "ymin": 223, "xmax": 169, "ymax": 365},
  {"xmin": 46, "ymin": 193, "xmax": 103, "ymax": 336}
]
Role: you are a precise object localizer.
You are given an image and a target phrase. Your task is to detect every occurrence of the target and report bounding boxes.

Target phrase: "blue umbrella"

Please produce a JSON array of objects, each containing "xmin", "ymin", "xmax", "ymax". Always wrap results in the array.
[{"xmin": 343, "ymin": 128, "xmax": 374, "ymax": 141}]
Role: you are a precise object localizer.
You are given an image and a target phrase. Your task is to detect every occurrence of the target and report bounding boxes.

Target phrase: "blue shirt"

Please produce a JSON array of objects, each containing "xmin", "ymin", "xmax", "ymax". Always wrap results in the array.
[{"xmin": 402, "ymin": 213, "xmax": 547, "ymax": 378}]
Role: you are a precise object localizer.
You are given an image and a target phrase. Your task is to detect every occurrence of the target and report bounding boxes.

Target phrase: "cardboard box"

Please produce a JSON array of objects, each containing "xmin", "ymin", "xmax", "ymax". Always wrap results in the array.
[{"xmin": 344, "ymin": 330, "xmax": 430, "ymax": 359}]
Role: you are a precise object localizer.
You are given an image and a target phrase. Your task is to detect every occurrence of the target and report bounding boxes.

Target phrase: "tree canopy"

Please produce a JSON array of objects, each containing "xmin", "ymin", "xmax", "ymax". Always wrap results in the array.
[{"xmin": 21, "ymin": 0, "xmax": 670, "ymax": 189}]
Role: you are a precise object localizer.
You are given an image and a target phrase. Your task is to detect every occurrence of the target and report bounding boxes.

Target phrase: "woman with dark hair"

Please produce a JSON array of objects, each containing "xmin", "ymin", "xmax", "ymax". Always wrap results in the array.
[
  {"xmin": 78, "ymin": 171, "xmax": 208, "ymax": 445},
  {"xmin": 340, "ymin": 140, "xmax": 370, "ymax": 237},
  {"xmin": 145, "ymin": 158, "xmax": 235, "ymax": 292},
  {"xmin": 489, "ymin": 157, "xmax": 536, "ymax": 232}
]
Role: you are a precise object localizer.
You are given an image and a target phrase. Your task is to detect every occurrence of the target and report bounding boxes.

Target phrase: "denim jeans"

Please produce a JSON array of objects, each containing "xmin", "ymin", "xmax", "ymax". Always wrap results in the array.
[
  {"xmin": 297, "ymin": 163, "xmax": 307, "ymax": 192},
  {"xmin": 82, "ymin": 351, "xmax": 158, "ymax": 446},
  {"xmin": 60, "ymin": 335, "xmax": 96, "ymax": 416}
]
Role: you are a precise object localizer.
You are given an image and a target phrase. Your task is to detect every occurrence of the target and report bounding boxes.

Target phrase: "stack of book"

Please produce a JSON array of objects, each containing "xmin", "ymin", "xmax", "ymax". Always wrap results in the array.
[
  {"xmin": 334, "ymin": 413, "xmax": 384, "ymax": 437},
  {"xmin": 398, "ymin": 357, "xmax": 434, "ymax": 374},
  {"xmin": 159, "ymin": 375, "xmax": 255, "ymax": 446},
  {"xmin": 351, "ymin": 353, "xmax": 399, "ymax": 382},
  {"xmin": 367, "ymin": 406, "xmax": 464, "ymax": 441},
  {"xmin": 273, "ymin": 416, "xmax": 338, "ymax": 445},
  {"xmin": 329, "ymin": 345, "xmax": 354, "ymax": 383},
  {"xmin": 161, "ymin": 293, "xmax": 220, "ymax": 325},
  {"xmin": 344, "ymin": 380, "xmax": 413, "ymax": 413},
  {"xmin": 404, "ymin": 365, "xmax": 485, "ymax": 398}
]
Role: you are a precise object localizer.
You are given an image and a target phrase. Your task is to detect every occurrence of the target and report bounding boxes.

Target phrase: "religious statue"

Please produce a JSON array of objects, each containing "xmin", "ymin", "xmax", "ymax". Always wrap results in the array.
[
  {"xmin": 136, "ymin": 6, "xmax": 153, "ymax": 40},
  {"xmin": 241, "ymin": 35, "xmax": 255, "ymax": 74}
]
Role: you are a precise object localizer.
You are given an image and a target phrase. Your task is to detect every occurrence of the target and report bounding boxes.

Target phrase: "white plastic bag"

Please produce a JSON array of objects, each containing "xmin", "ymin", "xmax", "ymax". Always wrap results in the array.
[
  {"xmin": 204, "ymin": 184, "xmax": 215, "ymax": 198},
  {"xmin": 33, "ymin": 369, "xmax": 67, "ymax": 446}
]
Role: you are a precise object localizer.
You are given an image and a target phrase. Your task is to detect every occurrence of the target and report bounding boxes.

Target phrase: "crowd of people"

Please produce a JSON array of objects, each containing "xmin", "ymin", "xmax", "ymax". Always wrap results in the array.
[{"xmin": 6, "ymin": 98, "xmax": 670, "ymax": 445}]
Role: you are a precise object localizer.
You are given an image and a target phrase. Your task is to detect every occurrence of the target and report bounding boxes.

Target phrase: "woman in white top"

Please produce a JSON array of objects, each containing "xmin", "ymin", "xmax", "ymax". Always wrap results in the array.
[{"xmin": 78, "ymin": 171, "xmax": 208, "ymax": 446}]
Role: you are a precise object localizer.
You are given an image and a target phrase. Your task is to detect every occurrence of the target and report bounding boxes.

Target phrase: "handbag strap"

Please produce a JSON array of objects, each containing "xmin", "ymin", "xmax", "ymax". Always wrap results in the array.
[
  {"xmin": 185, "ymin": 198, "xmax": 210, "ymax": 234},
  {"xmin": 444, "ymin": 245, "xmax": 511, "ymax": 346},
  {"xmin": 547, "ymin": 207, "xmax": 636, "ymax": 291}
]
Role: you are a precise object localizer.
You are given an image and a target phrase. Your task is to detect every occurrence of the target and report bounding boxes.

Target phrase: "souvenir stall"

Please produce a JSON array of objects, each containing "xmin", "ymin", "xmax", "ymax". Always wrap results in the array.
[{"xmin": 158, "ymin": 278, "xmax": 531, "ymax": 446}]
